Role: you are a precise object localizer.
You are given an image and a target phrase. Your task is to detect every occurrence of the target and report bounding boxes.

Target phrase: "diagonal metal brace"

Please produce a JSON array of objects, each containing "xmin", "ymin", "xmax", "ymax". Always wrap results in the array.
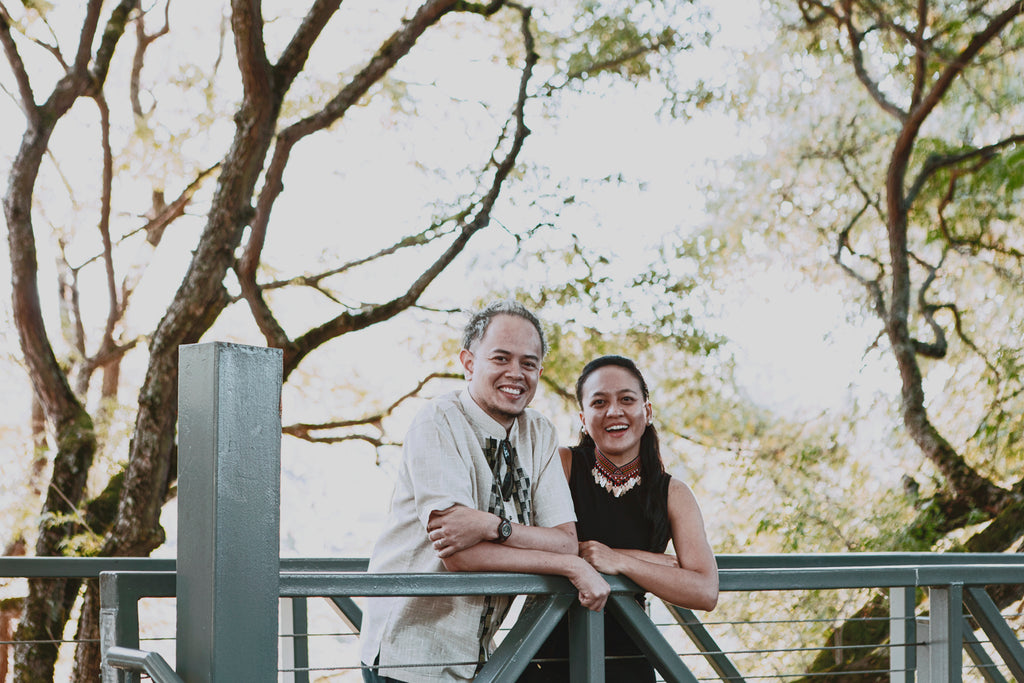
[
  {"xmin": 964, "ymin": 586, "xmax": 1024, "ymax": 681},
  {"xmin": 609, "ymin": 595, "xmax": 700, "ymax": 683},
  {"xmin": 664, "ymin": 603, "xmax": 745, "ymax": 682},
  {"xmin": 475, "ymin": 593, "xmax": 574, "ymax": 682}
]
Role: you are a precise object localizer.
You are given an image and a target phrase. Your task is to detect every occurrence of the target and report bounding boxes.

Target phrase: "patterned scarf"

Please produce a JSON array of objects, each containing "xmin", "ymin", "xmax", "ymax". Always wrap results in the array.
[{"xmin": 475, "ymin": 436, "xmax": 532, "ymax": 667}]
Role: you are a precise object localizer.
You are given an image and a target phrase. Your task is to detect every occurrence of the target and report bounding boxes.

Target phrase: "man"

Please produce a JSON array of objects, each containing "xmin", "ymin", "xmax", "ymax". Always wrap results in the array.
[{"xmin": 360, "ymin": 300, "xmax": 609, "ymax": 683}]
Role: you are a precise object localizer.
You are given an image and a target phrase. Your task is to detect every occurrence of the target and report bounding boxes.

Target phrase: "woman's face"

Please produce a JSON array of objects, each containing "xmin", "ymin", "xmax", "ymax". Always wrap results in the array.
[{"xmin": 579, "ymin": 365, "xmax": 652, "ymax": 462}]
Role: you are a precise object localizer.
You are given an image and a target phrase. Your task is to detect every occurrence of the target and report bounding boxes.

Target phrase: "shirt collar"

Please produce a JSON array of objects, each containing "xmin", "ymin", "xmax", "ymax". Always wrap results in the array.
[{"xmin": 459, "ymin": 389, "xmax": 520, "ymax": 442}]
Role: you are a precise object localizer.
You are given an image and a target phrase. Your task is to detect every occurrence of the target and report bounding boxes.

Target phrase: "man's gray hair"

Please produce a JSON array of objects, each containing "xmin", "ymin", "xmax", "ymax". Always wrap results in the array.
[{"xmin": 462, "ymin": 300, "xmax": 547, "ymax": 357}]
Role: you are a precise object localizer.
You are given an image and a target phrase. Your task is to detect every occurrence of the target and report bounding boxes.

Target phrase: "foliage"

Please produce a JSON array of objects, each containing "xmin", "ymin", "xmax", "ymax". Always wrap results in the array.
[{"xmin": 691, "ymin": 0, "xmax": 1024, "ymax": 676}]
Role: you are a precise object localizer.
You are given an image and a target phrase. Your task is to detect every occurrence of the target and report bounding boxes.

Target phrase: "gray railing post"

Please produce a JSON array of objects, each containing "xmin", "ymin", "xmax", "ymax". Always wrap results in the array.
[
  {"xmin": 177, "ymin": 342, "xmax": 282, "ymax": 682},
  {"xmin": 280, "ymin": 597, "xmax": 310, "ymax": 683},
  {"xmin": 568, "ymin": 603, "xmax": 603, "ymax": 683},
  {"xmin": 100, "ymin": 572, "xmax": 140, "ymax": 683},
  {"xmin": 926, "ymin": 583, "xmax": 964, "ymax": 682},
  {"xmin": 889, "ymin": 586, "xmax": 916, "ymax": 683}
]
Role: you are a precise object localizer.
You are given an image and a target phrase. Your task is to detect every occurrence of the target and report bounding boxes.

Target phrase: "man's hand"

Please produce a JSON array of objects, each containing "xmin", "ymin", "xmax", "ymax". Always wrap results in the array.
[
  {"xmin": 427, "ymin": 505, "xmax": 495, "ymax": 558},
  {"xmin": 565, "ymin": 556, "xmax": 611, "ymax": 612},
  {"xmin": 579, "ymin": 540, "xmax": 628, "ymax": 575}
]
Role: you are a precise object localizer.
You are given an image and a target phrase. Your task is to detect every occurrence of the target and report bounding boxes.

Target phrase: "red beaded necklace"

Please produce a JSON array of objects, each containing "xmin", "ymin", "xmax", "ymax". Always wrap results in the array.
[{"xmin": 592, "ymin": 448, "xmax": 642, "ymax": 497}]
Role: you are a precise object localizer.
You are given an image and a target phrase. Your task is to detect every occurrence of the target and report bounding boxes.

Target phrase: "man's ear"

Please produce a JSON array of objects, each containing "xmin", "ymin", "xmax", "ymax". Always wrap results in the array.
[{"xmin": 459, "ymin": 348, "xmax": 474, "ymax": 378}]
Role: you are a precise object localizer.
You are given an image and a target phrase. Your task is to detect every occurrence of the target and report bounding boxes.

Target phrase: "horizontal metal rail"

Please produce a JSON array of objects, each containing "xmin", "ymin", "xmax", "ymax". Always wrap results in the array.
[
  {"xmin": 7, "ymin": 552, "xmax": 1024, "ymax": 579},
  {"xmin": 0, "ymin": 556, "xmax": 365, "ymax": 578},
  {"xmin": 103, "ymin": 646, "xmax": 184, "ymax": 683}
]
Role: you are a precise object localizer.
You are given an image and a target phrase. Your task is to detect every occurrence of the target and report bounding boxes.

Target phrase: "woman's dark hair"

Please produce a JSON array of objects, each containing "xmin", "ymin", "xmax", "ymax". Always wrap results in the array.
[{"xmin": 574, "ymin": 355, "xmax": 672, "ymax": 552}]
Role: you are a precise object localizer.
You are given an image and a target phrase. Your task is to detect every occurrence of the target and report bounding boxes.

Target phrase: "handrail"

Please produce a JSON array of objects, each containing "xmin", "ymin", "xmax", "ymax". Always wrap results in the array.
[
  {"xmin": 0, "ymin": 556, "xmax": 365, "ymax": 578},
  {"xmin": 4, "ymin": 552, "xmax": 1021, "ymax": 580},
  {"xmin": 103, "ymin": 646, "xmax": 184, "ymax": 683}
]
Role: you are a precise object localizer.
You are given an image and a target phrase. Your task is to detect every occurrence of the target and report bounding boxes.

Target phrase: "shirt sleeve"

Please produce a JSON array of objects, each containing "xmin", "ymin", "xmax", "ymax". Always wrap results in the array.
[
  {"xmin": 402, "ymin": 411, "xmax": 478, "ymax": 530},
  {"xmin": 529, "ymin": 420, "xmax": 576, "ymax": 529}
]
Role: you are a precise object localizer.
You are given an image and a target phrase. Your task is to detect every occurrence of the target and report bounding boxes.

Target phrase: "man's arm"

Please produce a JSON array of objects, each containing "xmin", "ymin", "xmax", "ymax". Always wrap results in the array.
[
  {"xmin": 427, "ymin": 505, "xmax": 575, "ymax": 556},
  {"xmin": 426, "ymin": 508, "xmax": 608, "ymax": 611},
  {"xmin": 440, "ymin": 537, "xmax": 610, "ymax": 612}
]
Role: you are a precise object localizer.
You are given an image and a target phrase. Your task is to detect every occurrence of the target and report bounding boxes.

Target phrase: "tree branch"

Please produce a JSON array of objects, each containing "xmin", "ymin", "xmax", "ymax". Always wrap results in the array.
[
  {"xmin": 230, "ymin": 0, "xmax": 272, "ymax": 100},
  {"xmin": 906, "ymin": 133, "xmax": 1024, "ymax": 206},
  {"xmin": 273, "ymin": 0, "xmax": 342, "ymax": 87},
  {"xmin": 238, "ymin": 0, "xmax": 463, "ymax": 349},
  {"xmin": 249, "ymin": 220, "xmax": 461, "ymax": 300},
  {"xmin": 908, "ymin": 249, "xmax": 947, "ymax": 359},
  {"xmin": 831, "ymin": 200, "xmax": 888, "ymax": 321},
  {"xmin": 906, "ymin": 1, "xmax": 1024, "ymax": 132},
  {"xmin": 0, "ymin": 4, "xmax": 40, "ymax": 127},
  {"xmin": 909, "ymin": 0, "xmax": 928, "ymax": 110},
  {"xmin": 240, "ymin": 0, "xmax": 462, "ymax": 290},
  {"xmin": 841, "ymin": 7, "xmax": 907, "ymax": 122},
  {"xmin": 88, "ymin": 0, "xmax": 138, "ymax": 92},
  {"xmin": 93, "ymin": 94, "xmax": 120, "ymax": 368},
  {"xmin": 283, "ymin": 371, "xmax": 461, "ymax": 449},
  {"xmin": 281, "ymin": 3, "xmax": 537, "ymax": 379},
  {"xmin": 130, "ymin": 0, "xmax": 171, "ymax": 120}
]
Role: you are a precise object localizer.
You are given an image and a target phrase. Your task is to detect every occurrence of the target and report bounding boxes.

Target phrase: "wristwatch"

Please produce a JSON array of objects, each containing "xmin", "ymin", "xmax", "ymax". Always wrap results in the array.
[{"xmin": 495, "ymin": 515, "xmax": 512, "ymax": 543}]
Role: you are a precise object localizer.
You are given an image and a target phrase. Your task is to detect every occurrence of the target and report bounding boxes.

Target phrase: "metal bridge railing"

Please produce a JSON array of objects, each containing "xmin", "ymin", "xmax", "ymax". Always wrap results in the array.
[
  {"xmin": 14, "ymin": 347, "xmax": 1024, "ymax": 681},
  {"xmin": 3, "ymin": 553, "xmax": 1024, "ymax": 682}
]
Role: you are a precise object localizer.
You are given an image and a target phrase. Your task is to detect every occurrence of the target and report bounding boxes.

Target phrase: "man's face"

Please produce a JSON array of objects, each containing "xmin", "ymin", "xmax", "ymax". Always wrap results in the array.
[{"xmin": 460, "ymin": 314, "xmax": 543, "ymax": 429}]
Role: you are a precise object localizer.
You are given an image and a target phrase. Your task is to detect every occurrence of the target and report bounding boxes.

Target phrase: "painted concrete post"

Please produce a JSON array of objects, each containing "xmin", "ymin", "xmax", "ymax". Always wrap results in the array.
[
  {"xmin": 177, "ymin": 342, "xmax": 282, "ymax": 682},
  {"xmin": 889, "ymin": 586, "xmax": 916, "ymax": 683},
  {"xmin": 925, "ymin": 584, "xmax": 964, "ymax": 683}
]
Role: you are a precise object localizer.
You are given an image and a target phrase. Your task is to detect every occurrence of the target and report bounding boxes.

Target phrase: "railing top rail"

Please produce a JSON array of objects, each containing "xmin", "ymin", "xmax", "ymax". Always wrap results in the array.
[
  {"xmin": 720, "ymin": 564, "xmax": 1024, "ymax": 590},
  {"xmin": 95, "ymin": 560, "xmax": 1024, "ymax": 605},
  {"xmin": 0, "ymin": 556, "xmax": 367, "ymax": 579},
  {"xmin": 9, "ymin": 552, "xmax": 1024, "ymax": 582},
  {"xmin": 716, "ymin": 552, "xmax": 1024, "ymax": 568},
  {"xmin": 276, "ymin": 565, "xmax": 1024, "ymax": 594},
  {"xmin": 0, "ymin": 557, "xmax": 177, "ymax": 578}
]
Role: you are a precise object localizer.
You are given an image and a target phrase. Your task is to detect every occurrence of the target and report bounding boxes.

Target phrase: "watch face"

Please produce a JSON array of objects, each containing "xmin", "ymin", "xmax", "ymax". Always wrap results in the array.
[{"xmin": 499, "ymin": 518, "xmax": 512, "ymax": 540}]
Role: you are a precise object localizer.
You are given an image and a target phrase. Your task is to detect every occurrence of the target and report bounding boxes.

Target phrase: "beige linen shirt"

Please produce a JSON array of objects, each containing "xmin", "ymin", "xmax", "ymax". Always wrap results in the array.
[{"xmin": 359, "ymin": 390, "xmax": 575, "ymax": 682}]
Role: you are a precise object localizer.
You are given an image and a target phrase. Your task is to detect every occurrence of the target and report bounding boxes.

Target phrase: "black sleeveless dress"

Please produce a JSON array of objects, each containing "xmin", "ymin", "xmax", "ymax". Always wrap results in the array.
[{"xmin": 517, "ymin": 447, "xmax": 670, "ymax": 682}]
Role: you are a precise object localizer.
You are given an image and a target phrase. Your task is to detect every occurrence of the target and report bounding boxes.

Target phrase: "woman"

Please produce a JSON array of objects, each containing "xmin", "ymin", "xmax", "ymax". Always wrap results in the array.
[{"xmin": 519, "ymin": 355, "xmax": 719, "ymax": 682}]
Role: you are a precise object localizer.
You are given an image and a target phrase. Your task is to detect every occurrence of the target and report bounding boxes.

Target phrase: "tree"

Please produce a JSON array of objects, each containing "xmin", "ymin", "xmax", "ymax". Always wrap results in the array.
[
  {"xmin": 1, "ymin": 1, "xmax": 709, "ymax": 680},
  {"xmin": 697, "ymin": 0, "xmax": 1024, "ymax": 676}
]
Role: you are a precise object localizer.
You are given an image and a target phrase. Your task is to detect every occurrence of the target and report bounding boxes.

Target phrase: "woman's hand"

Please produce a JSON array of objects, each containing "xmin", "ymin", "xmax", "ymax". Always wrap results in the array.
[{"xmin": 579, "ymin": 540, "xmax": 628, "ymax": 575}]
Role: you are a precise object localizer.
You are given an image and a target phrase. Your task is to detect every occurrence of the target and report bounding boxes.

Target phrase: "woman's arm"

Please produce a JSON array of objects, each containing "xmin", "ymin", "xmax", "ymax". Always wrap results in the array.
[
  {"xmin": 579, "ymin": 478, "xmax": 719, "ymax": 611},
  {"xmin": 614, "ymin": 548, "xmax": 679, "ymax": 567}
]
